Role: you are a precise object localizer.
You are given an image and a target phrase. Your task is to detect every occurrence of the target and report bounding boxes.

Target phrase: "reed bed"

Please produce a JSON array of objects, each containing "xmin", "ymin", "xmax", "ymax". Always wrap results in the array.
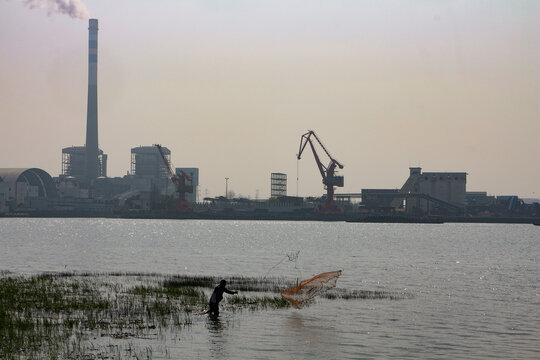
[
  {"xmin": 0, "ymin": 271, "xmax": 408, "ymax": 359},
  {"xmin": 163, "ymin": 274, "xmax": 297, "ymax": 293},
  {"xmin": 0, "ymin": 272, "xmax": 289, "ymax": 359},
  {"xmin": 324, "ymin": 287, "xmax": 412, "ymax": 300}
]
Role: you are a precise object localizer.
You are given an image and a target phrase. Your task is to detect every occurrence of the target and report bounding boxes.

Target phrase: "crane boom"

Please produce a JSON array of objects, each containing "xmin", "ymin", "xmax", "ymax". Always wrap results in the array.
[
  {"xmin": 155, "ymin": 144, "xmax": 193, "ymax": 212},
  {"xmin": 297, "ymin": 131, "xmax": 344, "ymax": 213},
  {"xmin": 156, "ymin": 144, "xmax": 175, "ymax": 182}
]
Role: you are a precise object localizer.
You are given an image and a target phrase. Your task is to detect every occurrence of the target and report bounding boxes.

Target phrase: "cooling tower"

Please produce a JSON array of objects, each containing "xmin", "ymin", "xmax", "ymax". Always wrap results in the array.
[{"xmin": 85, "ymin": 18, "xmax": 99, "ymax": 181}]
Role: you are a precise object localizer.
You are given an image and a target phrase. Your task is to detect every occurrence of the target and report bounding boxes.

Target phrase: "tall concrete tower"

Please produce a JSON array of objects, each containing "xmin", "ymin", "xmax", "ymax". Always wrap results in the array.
[{"xmin": 85, "ymin": 18, "xmax": 99, "ymax": 182}]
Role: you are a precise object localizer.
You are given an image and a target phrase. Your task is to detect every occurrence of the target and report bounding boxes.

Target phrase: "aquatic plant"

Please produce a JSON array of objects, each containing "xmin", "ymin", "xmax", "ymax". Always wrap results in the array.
[
  {"xmin": 0, "ymin": 271, "xmax": 403, "ymax": 359},
  {"xmin": 163, "ymin": 274, "xmax": 296, "ymax": 293},
  {"xmin": 228, "ymin": 295, "xmax": 289, "ymax": 309},
  {"xmin": 324, "ymin": 287, "xmax": 413, "ymax": 301},
  {"xmin": 0, "ymin": 272, "xmax": 292, "ymax": 359}
]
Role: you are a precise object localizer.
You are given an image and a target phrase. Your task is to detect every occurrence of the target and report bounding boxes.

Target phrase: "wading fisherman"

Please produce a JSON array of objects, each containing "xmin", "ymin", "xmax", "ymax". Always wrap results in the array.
[{"xmin": 208, "ymin": 279, "xmax": 238, "ymax": 316}]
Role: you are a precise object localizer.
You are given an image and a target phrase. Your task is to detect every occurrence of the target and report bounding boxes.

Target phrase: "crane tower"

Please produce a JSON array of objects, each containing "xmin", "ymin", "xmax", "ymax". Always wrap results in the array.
[{"xmin": 297, "ymin": 130, "xmax": 344, "ymax": 213}]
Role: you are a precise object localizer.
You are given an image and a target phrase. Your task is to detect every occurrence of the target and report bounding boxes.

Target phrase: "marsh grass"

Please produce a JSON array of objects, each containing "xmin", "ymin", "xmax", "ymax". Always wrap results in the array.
[
  {"xmin": 0, "ymin": 271, "xmax": 407, "ymax": 359},
  {"xmin": 0, "ymin": 272, "xmax": 291, "ymax": 359},
  {"xmin": 229, "ymin": 295, "xmax": 289, "ymax": 309},
  {"xmin": 163, "ymin": 274, "xmax": 297, "ymax": 293},
  {"xmin": 324, "ymin": 288, "xmax": 412, "ymax": 300}
]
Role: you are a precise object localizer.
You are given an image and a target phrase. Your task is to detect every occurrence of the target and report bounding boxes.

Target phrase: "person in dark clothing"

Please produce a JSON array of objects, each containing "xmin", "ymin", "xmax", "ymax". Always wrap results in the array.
[{"xmin": 208, "ymin": 279, "xmax": 238, "ymax": 316}]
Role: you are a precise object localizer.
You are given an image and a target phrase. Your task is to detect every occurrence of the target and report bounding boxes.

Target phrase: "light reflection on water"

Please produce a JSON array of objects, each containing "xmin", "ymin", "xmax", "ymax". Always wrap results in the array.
[{"xmin": 0, "ymin": 218, "xmax": 539, "ymax": 359}]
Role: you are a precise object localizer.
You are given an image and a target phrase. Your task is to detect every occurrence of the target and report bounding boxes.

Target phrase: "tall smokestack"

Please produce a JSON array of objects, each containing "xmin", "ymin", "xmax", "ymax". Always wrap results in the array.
[{"xmin": 85, "ymin": 18, "xmax": 99, "ymax": 182}]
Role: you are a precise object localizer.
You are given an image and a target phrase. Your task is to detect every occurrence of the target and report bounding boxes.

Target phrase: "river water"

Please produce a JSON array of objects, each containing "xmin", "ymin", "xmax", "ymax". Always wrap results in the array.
[{"xmin": 1, "ymin": 218, "xmax": 539, "ymax": 359}]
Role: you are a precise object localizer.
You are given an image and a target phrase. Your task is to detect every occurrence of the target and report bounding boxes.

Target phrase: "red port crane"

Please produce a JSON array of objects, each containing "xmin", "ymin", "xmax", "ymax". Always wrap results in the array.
[
  {"xmin": 155, "ymin": 144, "xmax": 193, "ymax": 212},
  {"xmin": 297, "ymin": 131, "xmax": 344, "ymax": 213}
]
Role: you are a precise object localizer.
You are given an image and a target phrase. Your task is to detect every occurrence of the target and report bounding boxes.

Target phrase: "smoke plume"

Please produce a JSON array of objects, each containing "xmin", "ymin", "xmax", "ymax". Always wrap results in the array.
[{"xmin": 20, "ymin": 0, "xmax": 90, "ymax": 20}]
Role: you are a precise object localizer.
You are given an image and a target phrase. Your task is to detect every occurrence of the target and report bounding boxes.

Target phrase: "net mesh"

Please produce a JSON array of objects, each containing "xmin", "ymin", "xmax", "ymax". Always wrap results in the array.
[{"xmin": 281, "ymin": 270, "xmax": 342, "ymax": 309}]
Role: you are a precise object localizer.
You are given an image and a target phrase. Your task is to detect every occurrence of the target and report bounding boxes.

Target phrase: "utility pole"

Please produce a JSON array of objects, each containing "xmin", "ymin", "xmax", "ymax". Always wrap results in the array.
[{"xmin": 225, "ymin": 177, "xmax": 229, "ymax": 199}]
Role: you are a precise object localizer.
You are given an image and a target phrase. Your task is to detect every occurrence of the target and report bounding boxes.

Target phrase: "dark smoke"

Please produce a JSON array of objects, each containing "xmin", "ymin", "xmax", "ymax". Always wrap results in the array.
[{"xmin": 20, "ymin": 0, "xmax": 90, "ymax": 20}]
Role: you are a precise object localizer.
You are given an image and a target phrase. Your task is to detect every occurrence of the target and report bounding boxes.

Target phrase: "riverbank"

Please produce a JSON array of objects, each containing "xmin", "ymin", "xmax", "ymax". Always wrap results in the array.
[{"xmin": 1, "ymin": 210, "xmax": 539, "ymax": 224}]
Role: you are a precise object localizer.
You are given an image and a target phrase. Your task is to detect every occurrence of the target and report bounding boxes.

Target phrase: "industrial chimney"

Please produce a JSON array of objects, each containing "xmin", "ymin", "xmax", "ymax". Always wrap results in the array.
[
  {"xmin": 60, "ymin": 19, "xmax": 106, "ymax": 183},
  {"xmin": 85, "ymin": 18, "xmax": 99, "ymax": 182}
]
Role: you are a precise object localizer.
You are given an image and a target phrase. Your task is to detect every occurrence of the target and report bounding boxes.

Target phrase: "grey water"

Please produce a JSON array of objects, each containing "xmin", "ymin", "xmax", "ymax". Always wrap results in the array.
[{"xmin": 1, "ymin": 218, "xmax": 539, "ymax": 359}]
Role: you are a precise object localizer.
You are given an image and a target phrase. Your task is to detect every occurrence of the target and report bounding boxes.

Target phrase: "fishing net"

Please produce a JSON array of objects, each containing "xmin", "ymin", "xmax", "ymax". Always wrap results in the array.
[
  {"xmin": 264, "ymin": 251, "xmax": 301, "ymax": 278},
  {"xmin": 281, "ymin": 270, "xmax": 342, "ymax": 309}
]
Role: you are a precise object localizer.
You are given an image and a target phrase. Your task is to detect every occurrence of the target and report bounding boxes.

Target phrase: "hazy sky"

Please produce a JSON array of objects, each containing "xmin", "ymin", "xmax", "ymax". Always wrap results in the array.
[{"xmin": 1, "ymin": 0, "xmax": 538, "ymax": 199}]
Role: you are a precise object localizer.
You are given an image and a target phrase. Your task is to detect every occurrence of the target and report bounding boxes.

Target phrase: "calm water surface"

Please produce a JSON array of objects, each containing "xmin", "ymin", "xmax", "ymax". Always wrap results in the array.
[{"xmin": 1, "ymin": 218, "xmax": 539, "ymax": 359}]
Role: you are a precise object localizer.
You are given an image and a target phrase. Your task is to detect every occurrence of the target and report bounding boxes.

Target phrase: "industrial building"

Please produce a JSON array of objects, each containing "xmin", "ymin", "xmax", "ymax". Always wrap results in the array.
[
  {"xmin": 361, "ymin": 189, "xmax": 401, "ymax": 209},
  {"xmin": 401, "ymin": 167, "xmax": 466, "ymax": 214},
  {"xmin": 359, "ymin": 167, "xmax": 467, "ymax": 216},
  {"xmin": 466, "ymin": 191, "xmax": 496, "ymax": 207},
  {"xmin": 0, "ymin": 168, "xmax": 57, "ymax": 211},
  {"xmin": 61, "ymin": 146, "xmax": 107, "ymax": 180},
  {"xmin": 130, "ymin": 146, "xmax": 171, "ymax": 191},
  {"xmin": 270, "ymin": 173, "xmax": 287, "ymax": 197}
]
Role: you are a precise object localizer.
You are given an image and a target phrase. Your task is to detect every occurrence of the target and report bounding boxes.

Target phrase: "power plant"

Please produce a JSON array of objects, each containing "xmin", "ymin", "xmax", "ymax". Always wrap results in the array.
[{"xmin": 0, "ymin": 19, "xmax": 537, "ymax": 222}]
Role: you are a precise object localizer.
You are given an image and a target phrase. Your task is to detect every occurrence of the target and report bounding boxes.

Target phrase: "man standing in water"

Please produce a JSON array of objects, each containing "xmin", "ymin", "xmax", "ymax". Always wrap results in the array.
[{"xmin": 208, "ymin": 279, "xmax": 238, "ymax": 316}]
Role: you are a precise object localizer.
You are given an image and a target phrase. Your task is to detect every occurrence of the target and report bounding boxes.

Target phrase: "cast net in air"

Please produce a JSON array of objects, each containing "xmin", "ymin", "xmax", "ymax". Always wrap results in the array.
[{"xmin": 281, "ymin": 270, "xmax": 342, "ymax": 309}]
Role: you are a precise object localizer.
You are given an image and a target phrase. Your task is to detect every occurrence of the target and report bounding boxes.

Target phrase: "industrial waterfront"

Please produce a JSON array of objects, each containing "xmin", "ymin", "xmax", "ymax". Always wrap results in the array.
[{"xmin": 0, "ymin": 18, "xmax": 538, "ymax": 222}]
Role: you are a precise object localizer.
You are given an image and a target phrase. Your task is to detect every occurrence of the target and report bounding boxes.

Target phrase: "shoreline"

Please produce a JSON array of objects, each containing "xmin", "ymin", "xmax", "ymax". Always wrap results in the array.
[{"xmin": 1, "ymin": 211, "xmax": 539, "ymax": 224}]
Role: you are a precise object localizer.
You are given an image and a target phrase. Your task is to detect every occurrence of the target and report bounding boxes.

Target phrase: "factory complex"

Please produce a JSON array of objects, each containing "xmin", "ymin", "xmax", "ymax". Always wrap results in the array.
[{"xmin": 1, "ymin": 19, "xmax": 538, "ymax": 222}]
